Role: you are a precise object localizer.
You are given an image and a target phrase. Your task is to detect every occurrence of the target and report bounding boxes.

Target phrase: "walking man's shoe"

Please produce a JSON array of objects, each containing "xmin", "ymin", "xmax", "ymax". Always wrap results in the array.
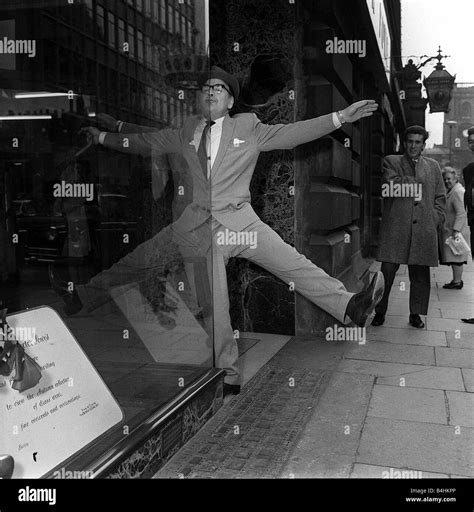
[
  {"xmin": 371, "ymin": 312, "xmax": 386, "ymax": 326},
  {"xmin": 48, "ymin": 265, "xmax": 83, "ymax": 316},
  {"xmin": 409, "ymin": 314, "xmax": 425, "ymax": 329},
  {"xmin": 345, "ymin": 271, "xmax": 385, "ymax": 327},
  {"xmin": 461, "ymin": 318, "xmax": 474, "ymax": 324},
  {"xmin": 443, "ymin": 281, "xmax": 463, "ymax": 289},
  {"xmin": 223, "ymin": 383, "xmax": 241, "ymax": 397}
]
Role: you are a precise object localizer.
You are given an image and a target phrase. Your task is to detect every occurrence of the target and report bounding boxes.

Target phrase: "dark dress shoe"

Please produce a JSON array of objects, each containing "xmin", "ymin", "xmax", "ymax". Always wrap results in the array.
[
  {"xmin": 461, "ymin": 318, "xmax": 474, "ymax": 324},
  {"xmin": 371, "ymin": 312, "xmax": 385, "ymax": 326},
  {"xmin": 48, "ymin": 265, "xmax": 83, "ymax": 315},
  {"xmin": 223, "ymin": 383, "xmax": 241, "ymax": 397},
  {"xmin": 409, "ymin": 314, "xmax": 425, "ymax": 329},
  {"xmin": 0, "ymin": 455, "xmax": 14, "ymax": 479},
  {"xmin": 345, "ymin": 271, "xmax": 385, "ymax": 327},
  {"xmin": 443, "ymin": 281, "xmax": 463, "ymax": 289}
]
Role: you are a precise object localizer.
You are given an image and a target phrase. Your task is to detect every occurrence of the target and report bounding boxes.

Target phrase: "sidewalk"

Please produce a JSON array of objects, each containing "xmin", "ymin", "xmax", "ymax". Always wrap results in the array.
[
  {"xmin": 156, "ymin": 260, "xmax": 474, "ymax": 478},
  {"xmin": 279, "ymin": 260, "xmax": 474, "ymax": 478}
]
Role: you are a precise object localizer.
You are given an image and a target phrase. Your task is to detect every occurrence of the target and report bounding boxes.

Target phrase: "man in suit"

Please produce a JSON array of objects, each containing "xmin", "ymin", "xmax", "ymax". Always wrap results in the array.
[
  {"xmin": 57, "ymin": 66, "xmax": 384, "ymax": 395},
  {"xmin": 372, "ymin": 125, "xmax": 446, "ymax": 329},
  {"xmin": 461, "ymin": 127, "xmax": 474, "ymax": 324}
]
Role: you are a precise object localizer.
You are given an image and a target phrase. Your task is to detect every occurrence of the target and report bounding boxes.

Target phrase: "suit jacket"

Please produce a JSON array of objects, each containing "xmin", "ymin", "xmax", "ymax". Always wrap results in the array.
[
  {"xmin": 377, "ymin": 154, "xmax": 446, "ymax": 267},
  {"xmin": 108, "ymin": 112, "xmax": 336, "ymax": 233}
]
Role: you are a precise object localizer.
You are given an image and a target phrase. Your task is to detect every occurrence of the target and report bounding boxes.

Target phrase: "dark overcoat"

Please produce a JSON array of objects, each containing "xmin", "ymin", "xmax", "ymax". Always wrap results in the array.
[{"xmin": 377, "ymin": 154, "xmax": 446, "ymax": 267}]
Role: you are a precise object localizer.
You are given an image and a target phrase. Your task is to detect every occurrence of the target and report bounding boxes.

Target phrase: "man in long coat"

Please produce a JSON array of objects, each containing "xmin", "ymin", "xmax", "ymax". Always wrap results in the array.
[{"xmin": 372, "ymin": 125, "xmax": 446, "ymax": 328}]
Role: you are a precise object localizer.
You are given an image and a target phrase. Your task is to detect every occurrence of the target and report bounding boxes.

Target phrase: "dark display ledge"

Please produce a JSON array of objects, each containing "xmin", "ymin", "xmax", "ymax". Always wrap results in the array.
[{"xmin": 45, "ymin": 368, "xmax": 225, "ymax": 479}]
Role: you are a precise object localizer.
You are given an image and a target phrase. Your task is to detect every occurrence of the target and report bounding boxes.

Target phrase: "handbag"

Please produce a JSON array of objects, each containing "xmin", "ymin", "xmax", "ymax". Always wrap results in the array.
[
  {"xmin": 445, "ymin": 233, "xmax": 471, "ymax": 257},
  {"xmin": 0, "ymin": 309, "xmax": 42, "ymax": 392}
]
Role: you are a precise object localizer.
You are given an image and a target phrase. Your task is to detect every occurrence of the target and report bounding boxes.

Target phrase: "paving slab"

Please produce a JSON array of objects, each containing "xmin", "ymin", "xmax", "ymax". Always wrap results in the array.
[
  {"xmin": 357, "ymin": 417, "xmax": 474, "ymax": 477},
  {"xmin": 437, "ymin": 303, "xmax": 474, "ymax": 319},
  {"xmin": 345, "ymin": 342, "xmax": 435, "ymax": 365},
  {"xmin": 427, "ymin": 317, "xmax": 474, "ymax": 333},
  {"xmin": 368, "ymin": 385, "xmax": 447, "ymax": 424},
  {"xmin": 366, "ymin": 327, "xmax": 446, "ymax": 346},
  {"xmin": 445, "ymin": 330, "xmax": 474, "ymax": 349},
  {"xmin": 269, "ymin": 336, "xmax": 348, "ymax": 371},
  {"xmin": 446, "ymin": 391, "xmax": 474, "ymax": 428},
  {"xmin": 435, "ymin": 347, "xmax": 474, "ymax": 369},
  {"xmin": 339, "ymin": 359, "xmax": 464, "ymax": 391},
  {"xmin": 462, "ymin": 369, "xmax": 474, "ymax": 392},
  {"xmin": 281, "ymin": 372, "xmax": 373, "ymax": 478},
  {"xmin": 350, "ymin": 463, "xmax": 449, "ymax": 479}
]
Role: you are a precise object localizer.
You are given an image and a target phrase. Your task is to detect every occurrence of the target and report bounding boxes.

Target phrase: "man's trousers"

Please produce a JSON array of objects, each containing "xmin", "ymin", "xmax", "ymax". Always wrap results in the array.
[
  {"xmin": 76, "ymin": 217, "xmax": 355, "ymax": 385},
  {"xmin": 375, "ymin": 262, "xmax": 431, "ymax": 316}
]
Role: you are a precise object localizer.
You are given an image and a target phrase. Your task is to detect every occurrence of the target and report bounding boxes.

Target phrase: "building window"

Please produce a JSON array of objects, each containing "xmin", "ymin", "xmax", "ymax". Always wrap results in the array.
[
  {"xmin": 168, "ymin": 5, "xmax": 173, "ymax": 32},
  {"xmin": 152, "ymin": 0, "xmax": 159, "ymax": 22},
  {"xmin": 161, "ymin": 92, "xmax": 168, "ymax": 121},
  {"xmin": 154, "ymin": 91, "xmax": 160, "ymax": 118},
  {"xmin": 96, "ymin": 4, "xmax": 105, "ymax": 40},
  {"xmin": 175, "ymin": 10, "xmax": 180, "ymax": 37},
  {"xmin": 127, "ymin": 0, "xmax": 134, "ymax": 6},
  {"xmin": 128, "ymin": 25, "xmax": 135, "ymax": 58},
  {"xmin": 118, "ymin": 18, "xmax": 126, "ymax": 50},
  {"xmin": 462, "ymin": 101, "xmax": 472, "ymax": 119},
  {"xmin": 145, "ymin": 36, "xmax": 152, "ymax": 67},
  {"xmin": 137, "ymin": 30, "xmax": 144, "ymax": 62},
  {"xmin": 107, "ymin": 12, "xmax": 116, "ymax": 48},
  {"xmin": 84, "ymin": 0, "xmax": 93, "ymax": 16},
  {"xmin": 187, "ymin": 19, "xmax": 192, "ymax": 47},
  {"xmin": 160, "ymin": 0, "xmax": 166, "ymax": 28},
  {"xmin": 136, "ymin": 0, "xmax": 143, "ymax": 11},
  {"xmin": 145, "ymin": 0, "xmax": 151, "ymax": 17},
  {"xmin": 152, "ymin": 45, "xmax": 160, "ymax": 71},
  {"xmin": 120, "ymin": 73, "xmax": 129, "ymax": 104},
  {"xmin": 146, "ymin": 86, "xmax": 153, "ymax": 113},
  {"xmin": 180, "ymin": 15, "xmax": 186, "ymax": 45}
]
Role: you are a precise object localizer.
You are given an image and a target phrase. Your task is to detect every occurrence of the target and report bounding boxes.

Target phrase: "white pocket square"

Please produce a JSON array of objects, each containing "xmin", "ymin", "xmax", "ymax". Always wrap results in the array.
[
  {"xmin": 233, "ymin": 138, "xmax": 246, "ymax": 147},
  {"xmin": 189, "ymin": 140, "xmax": 196, "ymax": 146}
]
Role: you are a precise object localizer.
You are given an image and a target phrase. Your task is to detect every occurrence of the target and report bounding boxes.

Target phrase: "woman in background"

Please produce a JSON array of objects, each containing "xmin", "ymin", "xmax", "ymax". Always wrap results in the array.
[{"xmin": 439, "ymin": 167, "xmax": 471, "ymax": 289}]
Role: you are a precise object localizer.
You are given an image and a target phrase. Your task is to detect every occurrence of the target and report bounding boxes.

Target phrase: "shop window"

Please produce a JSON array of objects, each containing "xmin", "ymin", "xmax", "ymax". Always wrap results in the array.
[{"xmin": 1, "ymin": 0, "xmax": 212, "ymax": 480}]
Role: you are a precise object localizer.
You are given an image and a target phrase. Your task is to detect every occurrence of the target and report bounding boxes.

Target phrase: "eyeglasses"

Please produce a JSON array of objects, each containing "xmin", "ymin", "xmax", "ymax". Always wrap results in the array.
[{"xmin": 201, "ymin": 83, "xmax": 231, "ymax": 95}]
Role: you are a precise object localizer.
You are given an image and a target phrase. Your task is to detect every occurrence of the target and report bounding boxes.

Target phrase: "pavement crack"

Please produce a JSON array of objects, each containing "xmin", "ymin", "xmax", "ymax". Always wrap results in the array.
[{"xmin": 443, "ymin": 390, "xmax": 451, "ymax": 425}]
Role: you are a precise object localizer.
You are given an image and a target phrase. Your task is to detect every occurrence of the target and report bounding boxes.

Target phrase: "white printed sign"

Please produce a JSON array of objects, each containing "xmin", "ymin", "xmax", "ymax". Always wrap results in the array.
[{"xmin": 0, "ymin": 306, "xmax": 123, "ymax": 478}]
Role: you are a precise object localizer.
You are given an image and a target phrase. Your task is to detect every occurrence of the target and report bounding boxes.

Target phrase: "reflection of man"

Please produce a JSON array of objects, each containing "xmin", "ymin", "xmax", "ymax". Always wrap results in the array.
[
  {"xmin": 461, "ymin": 127, "xmax": 474, "ymax": 324},
  {"xmin": 65, "ymin": 66, "xmax": 384, "ymax": 396},
  {"xmin": 372, "ymin": 126, "xmax": 446, "ymax": 329}
]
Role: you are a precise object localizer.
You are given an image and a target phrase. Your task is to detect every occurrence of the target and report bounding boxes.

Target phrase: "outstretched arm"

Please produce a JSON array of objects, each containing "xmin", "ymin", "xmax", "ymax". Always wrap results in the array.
[
  {"xmin": 80, "ymin": 126, "xmax": 182, "ymax": 155},
  {"xmin": 255, "ymin": 100, "xmax": 378, "ymax": 151}
]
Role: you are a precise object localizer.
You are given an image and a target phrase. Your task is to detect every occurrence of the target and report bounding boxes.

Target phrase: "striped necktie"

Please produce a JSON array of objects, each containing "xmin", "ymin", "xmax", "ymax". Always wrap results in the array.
[{"xmin": 198, "ymin": 120, "xmax": 215, "ymax": 178}]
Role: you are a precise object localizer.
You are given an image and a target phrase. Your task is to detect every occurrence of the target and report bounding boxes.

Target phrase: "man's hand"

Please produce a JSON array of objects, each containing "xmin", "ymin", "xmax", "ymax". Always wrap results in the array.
[
  {"xmin": 96, "ymin": 113, "xmax": 118, "ymax": 132},
  {"xmin": 80, "ymin": 126, "xmax": 101, "ymax": 145},
  {"xmin": 341, "ymin": 100, "xmax": 378, "ymax": 123}
]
